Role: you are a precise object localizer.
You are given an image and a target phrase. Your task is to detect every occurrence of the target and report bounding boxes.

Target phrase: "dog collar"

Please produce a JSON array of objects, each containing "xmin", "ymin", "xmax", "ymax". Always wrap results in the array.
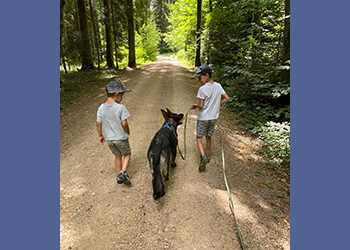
[
  {"xmin": 162, "ymin": 123, "xmax": 175, "ymax": 130},
  {"xmin": 163, "ymin": 123, "xmax": 178, "ymax": 142}
]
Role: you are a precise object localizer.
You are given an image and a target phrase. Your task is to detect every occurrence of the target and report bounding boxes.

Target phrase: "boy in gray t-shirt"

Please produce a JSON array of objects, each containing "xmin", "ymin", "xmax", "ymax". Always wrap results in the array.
[{"xmin": 96, "ymin": 80, "xmax": 133, "ymax": 185}]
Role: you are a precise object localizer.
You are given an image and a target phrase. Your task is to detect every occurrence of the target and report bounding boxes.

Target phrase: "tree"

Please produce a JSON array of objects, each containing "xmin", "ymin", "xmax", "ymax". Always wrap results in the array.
[
  {"xmin": 127, "ymin": 0, "xmax": 137, "ymax": 67},
  {"xmin": 280, "ymin": 0, "xmax": 290, "ymax": 83},
  {"xmin": 60, "ymin": 0, "xmax": 68, "ymax": 74},
  {"xmin": 89, "ymin": 0, "xmax": 101, "ymax": 70},
  {"xmin": 194, "ymin": 0, "xmax": 201, "ymax": 66},
  {"xmin": 76, "ymin": 0, "xmax": 94, "ymax": 70},
  {"xmin": 110, "ymin": 2, "xmax": 119, "ymax": 69},
  {"xmin": 103, "ymin": 0, "xmax": 115, "ymax": 68},
  {"xmin": 134, "ymin": 0, "xmax": 150, "ymax": 31}
]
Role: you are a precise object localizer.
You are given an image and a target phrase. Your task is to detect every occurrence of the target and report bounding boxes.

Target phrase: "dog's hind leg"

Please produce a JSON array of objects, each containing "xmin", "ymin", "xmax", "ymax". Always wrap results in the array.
[
  {"xmin": 160, "ymin": 154, "xmax": 169, "ymax": 181},
  {"xmin": 171, "ymin": 148, "xmax": 177, "ymax": 168}
]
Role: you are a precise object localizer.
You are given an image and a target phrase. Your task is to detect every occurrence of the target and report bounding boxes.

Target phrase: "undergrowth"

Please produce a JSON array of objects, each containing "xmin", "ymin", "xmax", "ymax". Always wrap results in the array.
[
  {"xmin": 60, "ymin": 69, "xmax": 119, "ymax": 110},
  {"xmin": 253, "ymin": 121, "xmax": 290, "ymax": 176}
]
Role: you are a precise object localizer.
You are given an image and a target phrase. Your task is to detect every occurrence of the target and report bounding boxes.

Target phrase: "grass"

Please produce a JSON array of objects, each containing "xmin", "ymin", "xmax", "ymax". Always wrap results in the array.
[
  {"xmin": 60, "ymin": 58, "xmax": 158, "ymax": 110},
  {"xmin": 60, "ymin": 69, "xmax": 120, "ymax": 110}
]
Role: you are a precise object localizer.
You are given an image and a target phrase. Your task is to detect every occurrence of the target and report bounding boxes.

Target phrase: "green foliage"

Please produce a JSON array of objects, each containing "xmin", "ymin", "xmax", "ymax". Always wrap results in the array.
[
  {"xmin": 151, "ymin": 0, "xmax": 174, "ymax": 53},
  {"xmin": 205, "ymin": 0, "xmax": 289, "ymax": 129},
  {"xmin": 118, "ymin": 46, "xmax": 130, "ymax": 68},
  {"xmin": 136, "ymin": 21, "xmax": 161, "ymax": 62},
  {"xmin": 253, "ymin": 121, "xmax": 290, "ymax": 170},
  {"xmin": 164, "ymin": 0, "xmax": 198, "ymax": 64}
]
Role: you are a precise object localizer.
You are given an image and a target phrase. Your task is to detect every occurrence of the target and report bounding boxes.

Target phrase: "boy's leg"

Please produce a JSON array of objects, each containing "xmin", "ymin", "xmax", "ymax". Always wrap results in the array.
[
  {"xmin": 118, "ymin": 154, "xmax": 131, "ymax": 185},
  {"xmin": 115, "ymin": 155, "xmax": 123, "ymax": 184},
  {"xmin": 196, "ymin": 137, "xmax": 206, "ymax": 157},
  {"xmin": 115, "ymin": 155, "xmax": 122, "ymax": 173},
  {"xmin": 205, "ymin": 134, "xmax": 212, "ymax": 158},
  {"xmin": 121, "ymin": 154, "xmax": 131, "ymax": 172},
  {"xmin": 204, "ymin": 120, "xmax": 215, "ymax": 163},
  {"xmin": 197, "ymin": 120, "xmax": 210, "ymax": 171}
]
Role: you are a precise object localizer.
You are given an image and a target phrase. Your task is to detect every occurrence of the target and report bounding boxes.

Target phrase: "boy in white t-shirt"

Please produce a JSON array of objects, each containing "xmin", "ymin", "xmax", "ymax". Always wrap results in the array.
[{"xmin": 190, "ymin": 65, "xmax": 230, "ymax": 171}]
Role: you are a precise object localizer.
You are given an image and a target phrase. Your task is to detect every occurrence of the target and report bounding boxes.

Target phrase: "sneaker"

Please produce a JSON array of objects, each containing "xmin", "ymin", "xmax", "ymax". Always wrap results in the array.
[
  {"xmin": 199, "ymin": 162, "xmax": 206, "ymax": 171},
  {"xmin": 199, "ymin": 156, "xmax": 208, "ymax": 171},
  {"xmin": 116, "ymin": 174, "xmax": 123, "ymax": 184},
  {"xmin": 118, "ymin": 171, "xmax": 131, "ymax": 185},
  {"xmin": 201, "ymin": 155, "xmax": 210, "ymax": 164}
]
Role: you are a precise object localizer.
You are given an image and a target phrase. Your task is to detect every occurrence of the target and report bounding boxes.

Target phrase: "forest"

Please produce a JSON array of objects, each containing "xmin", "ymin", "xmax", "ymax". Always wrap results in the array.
[{"xmin": 60, "ymin": 0, "xmax": 290, "ymax": 170}]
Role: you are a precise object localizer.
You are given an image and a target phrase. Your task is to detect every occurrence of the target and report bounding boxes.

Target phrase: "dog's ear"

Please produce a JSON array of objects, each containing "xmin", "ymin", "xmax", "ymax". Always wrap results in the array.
[
  {"xmin": 166, "ymin": 108, "xmax": 172, "ymax": 114},
  {"xmin": 161, "ymin": 109, "xmax": 169, "ymax": 119}
]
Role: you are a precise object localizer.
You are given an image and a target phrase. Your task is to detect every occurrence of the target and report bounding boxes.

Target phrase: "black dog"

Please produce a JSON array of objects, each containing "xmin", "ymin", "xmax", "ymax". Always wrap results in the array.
[{"xmin": 147, "ymin": 108, "xmax": 184, "ymax": 199}]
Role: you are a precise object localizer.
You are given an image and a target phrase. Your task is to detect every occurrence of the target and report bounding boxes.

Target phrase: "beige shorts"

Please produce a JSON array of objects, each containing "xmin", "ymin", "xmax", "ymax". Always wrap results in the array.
[{"xmin": 107, "ymin": 139, "xmax": 131, "ymax": 156}]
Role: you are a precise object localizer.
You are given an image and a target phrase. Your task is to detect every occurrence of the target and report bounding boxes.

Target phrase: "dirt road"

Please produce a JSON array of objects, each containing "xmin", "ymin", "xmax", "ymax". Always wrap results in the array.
[{"xmin": 60, "ymin": 57, "xmax": 290, "ymax": 249}]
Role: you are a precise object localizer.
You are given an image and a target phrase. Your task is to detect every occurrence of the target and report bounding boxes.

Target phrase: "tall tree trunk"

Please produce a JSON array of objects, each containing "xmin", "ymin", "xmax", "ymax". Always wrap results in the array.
[
  {"xmin": 60, "ymin": 0, "xmax": 68, "ymax": 74},
  {"xmin": 195, "ymin": 0, "xmax": 202, "ymax": 67},
  {"xmin": 127, "ymin": 0, "xmax": 137, "ymax": 68},
  {"xmin": 89, "ymin": 0, "xmax": 101, "ymax": 70},
  {"xmin": 281, "ymin": 0, "xmax": 290, "ymax": 83},
  {"xmin": 77, "ymin": 0, "xmax": 95, "ymax": 70},
  {"xmin": 104, "ymin": 0, "xmax": 115, "ymax": 68},
  {"xmin": 206, "ymin": 0, "xmax": 213, "ymax": 64},
  {"xmin": 110, "ymin": 2, "xmax": 119, "ymax": 69}
]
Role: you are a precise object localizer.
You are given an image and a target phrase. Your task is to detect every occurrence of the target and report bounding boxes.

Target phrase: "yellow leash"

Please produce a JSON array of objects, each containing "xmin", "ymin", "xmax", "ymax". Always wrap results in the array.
[
  {"xmin": 173, "ymin": 108, "xmax": 191, "ymax": 160},
  {"xmin": 179, "ymin": 108, "xmax": 245, "ymax": 249},
  {"xmin": 179, "ymin": 108, "xmax": 191, "ymax": 123},
  {"xmin": 217, "ymin": 119, "xmax": 245, "ymax": 250}
]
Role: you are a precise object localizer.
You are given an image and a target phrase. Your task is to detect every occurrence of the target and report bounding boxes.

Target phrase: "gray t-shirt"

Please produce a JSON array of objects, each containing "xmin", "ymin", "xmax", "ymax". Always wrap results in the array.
[
  {"xmin": 97, "ymin": 102, "xmax": 130, "ymax": 140},
  {"xmin": 197, "ymin": 82, "xmax": 226, "ymax": 120}
]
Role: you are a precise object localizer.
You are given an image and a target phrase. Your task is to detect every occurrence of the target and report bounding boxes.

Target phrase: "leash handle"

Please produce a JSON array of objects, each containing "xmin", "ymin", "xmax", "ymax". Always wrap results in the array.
[
  {"xmin": 177, "ymin": 115, "xmax": 187, "ymax": 160},
  {"xmin": 179, "ymin": 108, "xmax": 191, "ymax": 123}
]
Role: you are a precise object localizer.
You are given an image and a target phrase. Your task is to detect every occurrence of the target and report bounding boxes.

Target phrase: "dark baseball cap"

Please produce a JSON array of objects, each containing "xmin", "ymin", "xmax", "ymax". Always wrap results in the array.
[
  {"xmin": 105, "ymin": 80, "xmax": 132, "ymax": 93},
  {"xmin": 191, "ymin": 65, "xmax": 212, "ymax": 79}
]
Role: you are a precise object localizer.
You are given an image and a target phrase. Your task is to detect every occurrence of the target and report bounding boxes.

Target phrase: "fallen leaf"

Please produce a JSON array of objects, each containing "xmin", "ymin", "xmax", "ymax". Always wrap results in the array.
[{"xmin": 271, "ymin": 202, "xmax": 279, "ymax": 207}]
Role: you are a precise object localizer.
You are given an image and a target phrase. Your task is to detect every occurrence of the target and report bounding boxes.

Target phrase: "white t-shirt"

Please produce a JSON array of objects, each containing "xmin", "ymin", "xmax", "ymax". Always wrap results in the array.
[
  {"xmin": 97, "ymin": 102, "xmax": 130, "ymax": 140},
  {"xmin": 197, "ymin": 82, "xmax": 226, "ymax": 120}
]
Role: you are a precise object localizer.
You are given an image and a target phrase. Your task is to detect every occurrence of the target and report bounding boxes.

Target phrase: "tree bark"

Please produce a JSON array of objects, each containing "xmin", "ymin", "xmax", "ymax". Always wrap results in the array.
[
  {"xmin": 104, "ymin": 0, "xmax": 115, "ymax": 68},
  {"xmin": 195, "ymin": 0, "xmax": 202, "ymax": 67},
  {"xmin": 281, "ymin": 0, "xmax": 290, "ymax": 83},
  {"xmin": 127, "ymin": 0, "xmax": 137, "ymax": 68},
  {"xmin": 110, "ymin": 2, "xmax": 119, "ymax": 69},
  {"xmin": 60, "ymin": 0, "xmax": 68, "ymax": 74},
  {"xmin": 89, "ymin": 0, "xmax": 101, "ymax": 70},
  {"xmin": 77, "ymin": 0, "xmax": 95, "ymax": 70}
]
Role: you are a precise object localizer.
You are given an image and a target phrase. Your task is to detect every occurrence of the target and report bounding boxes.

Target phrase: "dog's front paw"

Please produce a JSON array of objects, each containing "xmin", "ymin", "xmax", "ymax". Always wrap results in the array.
[{"xmin": 171, "ymin": 163, "xmax": 177, "ymax": 168}]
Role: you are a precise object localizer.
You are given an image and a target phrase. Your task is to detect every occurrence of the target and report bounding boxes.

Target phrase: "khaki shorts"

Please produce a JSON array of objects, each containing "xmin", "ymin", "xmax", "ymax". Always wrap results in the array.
[
  {"xmin": 107, "ymin": 139, "xmax": 131, "ymax": 156},
  {"xmin": 196, "ymin": 120, "xmax": 216, "ymax": 137}
]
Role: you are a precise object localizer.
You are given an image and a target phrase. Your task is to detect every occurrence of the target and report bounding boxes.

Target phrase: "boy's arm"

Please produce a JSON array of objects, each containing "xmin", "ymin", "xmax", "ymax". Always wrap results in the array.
[
  {"xmin": 220, "ymin": 93, "xmax": 230, "ymax": 106},
  {"xmin": 96, "ymin": 121, "xmax": 105, "ymax": 144},
  {"xmin": 121, "ymin": 119, "xmax": 130, "ymax": 135},
  {"xmin": 191, "ymin": 98, "xmax": 205, "ymax": 110}
]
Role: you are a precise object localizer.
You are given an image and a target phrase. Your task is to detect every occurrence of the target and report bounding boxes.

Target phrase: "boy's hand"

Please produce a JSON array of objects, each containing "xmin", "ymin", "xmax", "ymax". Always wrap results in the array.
[
  {"xmin": 99, "ymin": 136, "xmax": 105, "ymax": 144},
  {"xmin": 191, "ymin": 104, "xmax": 197, "ymax": 109}
]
